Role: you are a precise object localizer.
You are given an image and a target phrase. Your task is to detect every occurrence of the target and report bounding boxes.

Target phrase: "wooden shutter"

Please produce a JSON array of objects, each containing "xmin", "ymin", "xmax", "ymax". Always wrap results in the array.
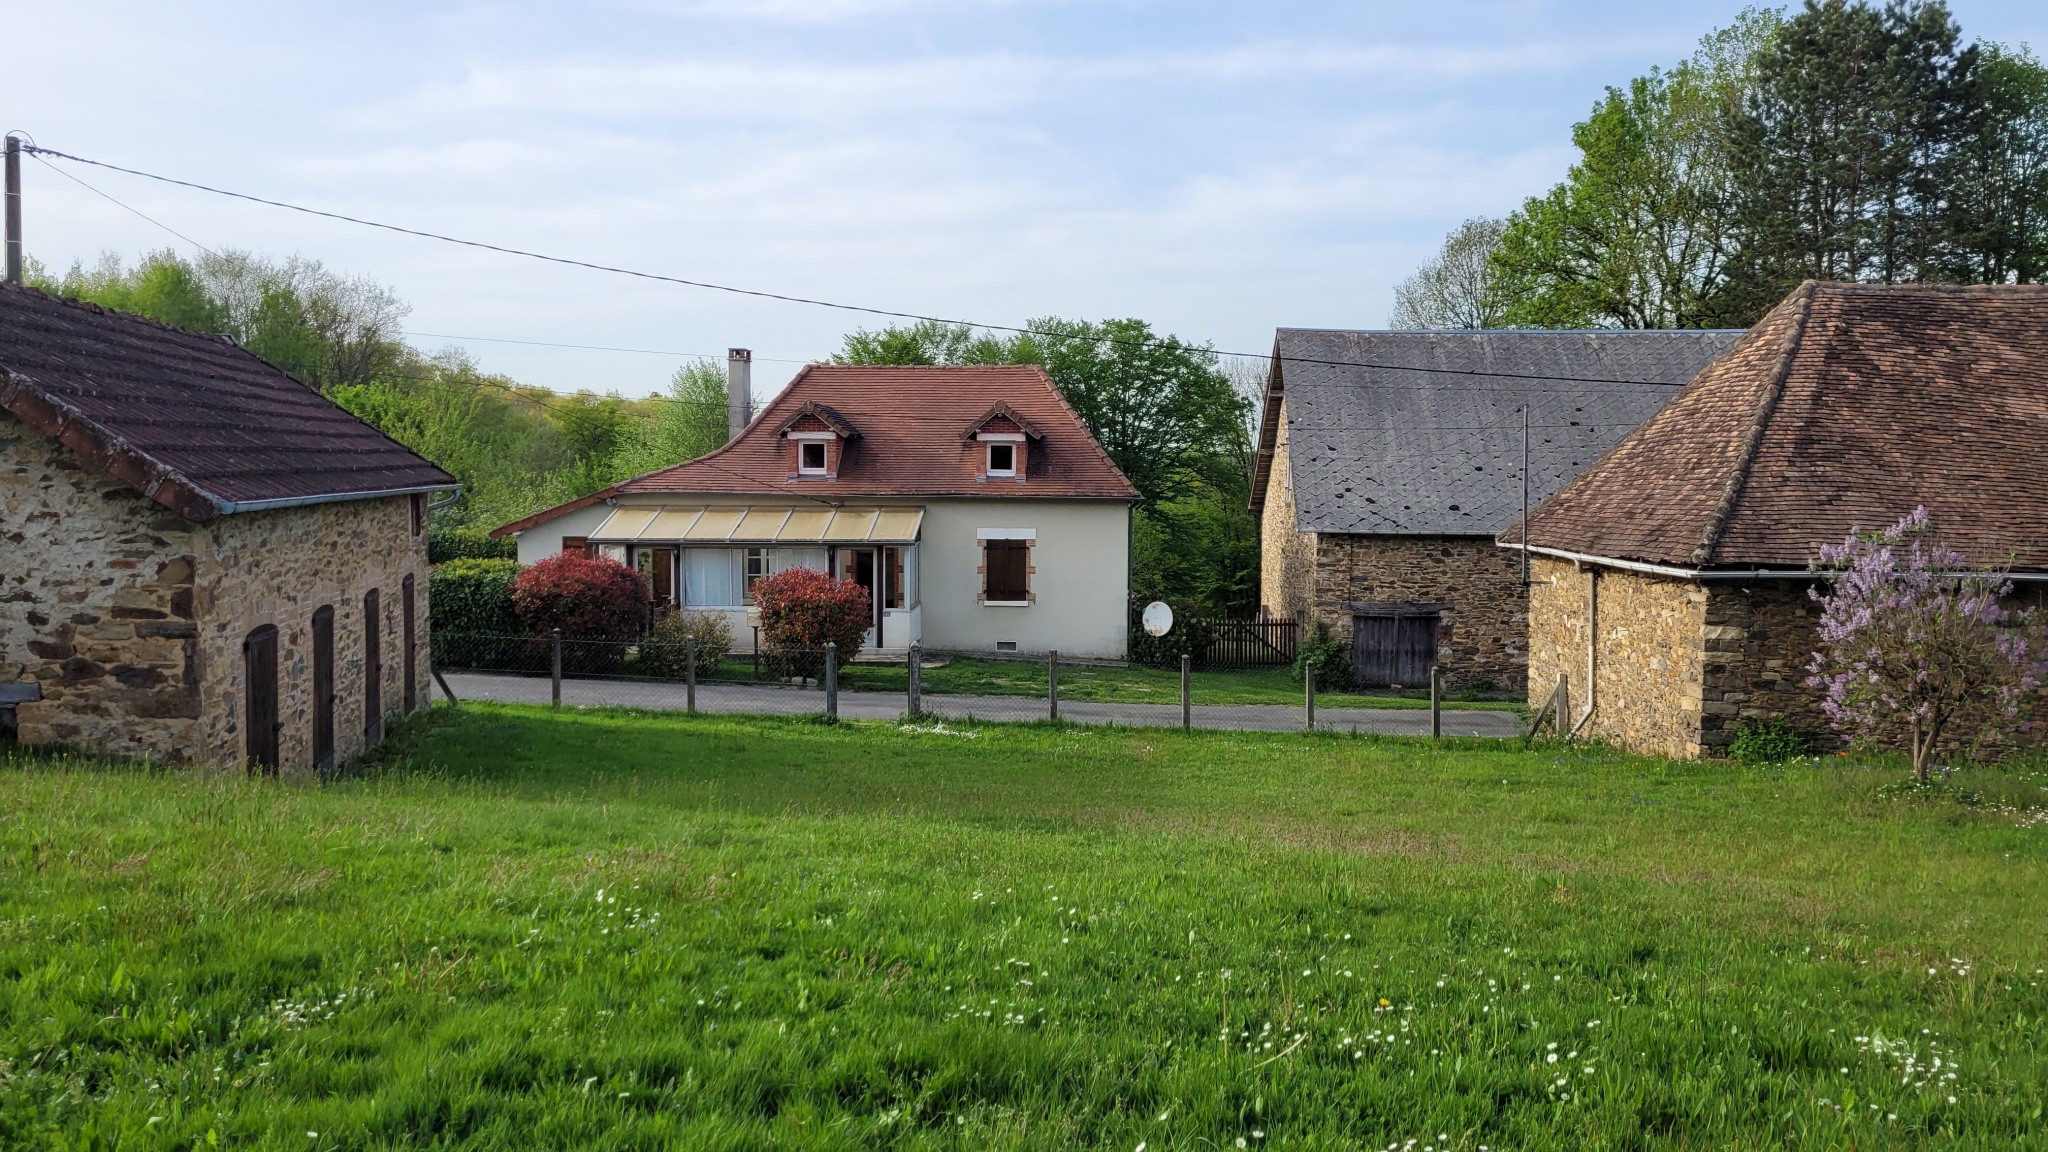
[
  {"xmin": 984, "ymin": 540, "xmax": 1029, "ymax": 602},
  {"xmin": 364, "ymin": 589, "xmax": 383, "ymax": 745},
  {"xmin": 243, "ymin": 625, "xmax": 280, "ymax": 775},
  {"xmin": 312, "ymin": 606, "xmax": 335, "ymax": 776},
  {"xmin": 561, "ymin": 536, "xmax": 590, "ymax": 556},
  {"xmin": 401, "ymin": 575, "xmax": 417, "ymax": 714}
]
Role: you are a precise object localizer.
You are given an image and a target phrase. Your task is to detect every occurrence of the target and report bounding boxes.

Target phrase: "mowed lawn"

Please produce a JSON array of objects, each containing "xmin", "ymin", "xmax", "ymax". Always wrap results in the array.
[{"xmin": 3, "ymin": 708, "xmax": 2046, "ymax": 1150}]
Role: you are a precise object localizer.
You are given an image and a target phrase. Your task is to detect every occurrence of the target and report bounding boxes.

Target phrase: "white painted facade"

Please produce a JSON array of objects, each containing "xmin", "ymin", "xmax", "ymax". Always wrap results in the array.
[{"xmin": 510, "ymin": 494, "xmax": 1131, "ymax": 660}]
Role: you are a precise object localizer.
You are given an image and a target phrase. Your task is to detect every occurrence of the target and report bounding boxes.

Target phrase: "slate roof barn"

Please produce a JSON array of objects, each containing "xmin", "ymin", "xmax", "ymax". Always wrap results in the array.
[
  {"xmin": 1505, "ymin": 281, "xmax": 2048, "ymax": 759},
  {"xmin": 2, "ymin": 284, "xmax": 454, "ymax": 772},
  {"xmin": 1252, "ymin": 327, "xmax": 1742, "ymax": 690}
]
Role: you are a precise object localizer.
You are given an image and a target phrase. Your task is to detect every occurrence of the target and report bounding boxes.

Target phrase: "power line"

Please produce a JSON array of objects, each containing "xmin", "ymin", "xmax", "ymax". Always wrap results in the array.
[
  {"xmin": 23, "ymin": 143, "xmax": 1714, "ymax": 392},
  {"xmin": 403, "ymin": 329, "xmax": 809, "ymax": 364},
  {"xmin": 26, "ymin": 150, "xmax": 216, "ymax": 256}
]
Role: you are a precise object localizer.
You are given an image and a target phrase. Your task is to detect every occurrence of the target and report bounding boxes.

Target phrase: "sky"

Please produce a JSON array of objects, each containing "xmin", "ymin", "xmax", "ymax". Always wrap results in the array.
[{"xmin": 7, "ymin": 0, "xmax": 2046, "ymax": 399}]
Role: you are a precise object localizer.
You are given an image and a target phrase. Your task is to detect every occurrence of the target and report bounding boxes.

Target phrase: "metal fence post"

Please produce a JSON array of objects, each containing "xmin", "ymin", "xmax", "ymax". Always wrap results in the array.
[
  {"xmin": 1305, "ymin": 662, "xmax": 1316, "ymax": 733},
  {"xmin": 1048, "ymin": 649, "xmax": 1059, "ymax": 723},
  {"xmin": 824, "ymin": 642, "xmax": 839, "ymax": 723},
  {"xmin": 551, "ymin": 628, "xmax": 562, "ymax": 708},
  {"xmin": 907, "ymin": 643, "xmax": 923, "ymax": 720},
  {"xmin": 685, "ymin": 637, "xmax": 698, "ymax": 715},
  {"xmin": 1430, "ymin": 664, "xmax": 1442, "ymax": 739},
  {"xmin": 1181, "ymin": 653, "xmax": 1191, "ymax": 732}
]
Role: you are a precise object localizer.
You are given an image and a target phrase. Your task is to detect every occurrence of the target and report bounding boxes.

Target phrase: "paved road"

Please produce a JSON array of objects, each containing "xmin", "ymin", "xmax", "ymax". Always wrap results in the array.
[{"xmin": 443, "ymin": 671, "xmax": 1523, "ymax": 737}]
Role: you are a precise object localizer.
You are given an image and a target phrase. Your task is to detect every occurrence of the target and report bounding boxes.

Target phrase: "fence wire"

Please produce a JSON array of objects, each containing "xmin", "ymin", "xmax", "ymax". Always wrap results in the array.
[{"xmin": 430, "ymin": 630, "xmax": 1517, "ymax": 737}]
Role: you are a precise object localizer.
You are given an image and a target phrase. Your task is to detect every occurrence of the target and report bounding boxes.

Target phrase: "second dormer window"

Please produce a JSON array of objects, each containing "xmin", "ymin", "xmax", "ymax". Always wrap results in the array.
[
  {"xmin": 799, "ymin": 441, "xmax": 828, "ymax": 474},
  {"xmin": 987, "ymin": 441, "xmax": 1016, "ymax": 477}
]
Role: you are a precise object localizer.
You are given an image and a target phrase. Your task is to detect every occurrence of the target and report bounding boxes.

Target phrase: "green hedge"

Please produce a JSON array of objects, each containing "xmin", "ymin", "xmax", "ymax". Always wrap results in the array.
[
  {"xmin": 429, "ymin": 559, "xmax": 527, "ymax": 669},
  {"xmin": 428, "ymin": 527, "xmax": 517, "ymax": 565}
]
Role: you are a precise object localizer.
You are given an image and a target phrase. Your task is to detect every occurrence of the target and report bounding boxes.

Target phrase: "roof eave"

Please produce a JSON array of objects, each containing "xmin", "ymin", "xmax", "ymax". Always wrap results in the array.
[{"xmin": 1498, "ymin": 541, "xmax": 2048, "ymax": 583}]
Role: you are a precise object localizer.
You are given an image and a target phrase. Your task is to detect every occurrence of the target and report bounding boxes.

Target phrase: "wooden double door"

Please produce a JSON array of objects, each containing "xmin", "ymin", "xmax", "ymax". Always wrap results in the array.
[{"xmin": 1350, "ymin": 605, "xmax": 1442, "ymax": 689}]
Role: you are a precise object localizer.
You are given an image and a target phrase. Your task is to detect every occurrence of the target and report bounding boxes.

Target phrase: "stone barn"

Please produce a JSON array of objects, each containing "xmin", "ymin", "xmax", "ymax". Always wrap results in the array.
[
  {"xmin": 0, "ymin": 284, "xmax": 456, "ymax": 773},
  {"xmin": 1251, "ymin": 327, "xmax": 1740, "ymax": 691},
  {"xmin": 1506, "ymin": 281, "xmax": 2048, "ymax": 758}
]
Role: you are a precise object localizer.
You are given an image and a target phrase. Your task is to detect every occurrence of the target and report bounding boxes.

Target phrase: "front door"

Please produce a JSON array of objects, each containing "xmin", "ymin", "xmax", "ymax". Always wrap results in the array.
[
  {"xmin": 636, "ymin": 547, "xmax": 680, "ymax": 612},
  {"xmin": 839, "ymin": 547, "xmax": 881, "ymax": 647},
  {"xmin": 244, "ymin": 625, "xmax": 279, "ymax": 775},
  {"xmin": 312, "ymin": 605, "xmax": 335, "ymax": 776}
]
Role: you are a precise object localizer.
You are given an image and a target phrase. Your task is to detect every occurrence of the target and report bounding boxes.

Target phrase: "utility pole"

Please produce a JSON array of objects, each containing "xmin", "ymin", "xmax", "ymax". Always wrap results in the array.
[
  {"xmin": 1520, "ymin": 402, "xmax": 1530, "ymax": 590},
  {"xmin": 4, "ymin": 135, "xmax": 22, "ymax": 286}
]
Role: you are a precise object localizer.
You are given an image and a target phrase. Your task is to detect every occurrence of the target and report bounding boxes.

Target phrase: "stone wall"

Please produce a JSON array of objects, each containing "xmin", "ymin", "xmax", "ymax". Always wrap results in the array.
[
  {"xmin": 1529, "ymin": 558, "xmax": 1709, "ymax": 758},
  {"xmin": 3, "ymin": 409, "xmax": 431, "ymax": 772},
  {"xmin": 2, "ymin": 412, "xmax": 204, "ymax": 761},
  {"xmin": 1257, "ymin": 395, "xmax": 1316, "ymax": 625},
  {"xmin": 193, "ymin": 494, "xmax": 431, "ymax": 774},
  {"xmin": 1699, "ymin": 580, "xmax": 1823, "ymax": 753},
  {"xmin": 1315, "ymin": 534, "xmax": 1528, "ymax": 691}
]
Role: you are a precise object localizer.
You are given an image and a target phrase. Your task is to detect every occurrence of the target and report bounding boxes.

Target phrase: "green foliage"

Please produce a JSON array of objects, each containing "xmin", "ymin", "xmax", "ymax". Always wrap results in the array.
[
  {"xmin": 427, "ymin": 558, "xmax": 521, "ymax": 635},
  {"xmin": 754, "ymin": 567, "xmax": 871, "ymax": 680},
  {"xmin": 1729, "ymin": 717, "xmax": 1808, "ymax": 765},
  {"xmin": 7, "ymin": 711, "xmax": 2048, "ymax": 1147},
  {"xmin": 426, "ymin": 526, "xmax": 516, "ymax": 565},
  {"xmin": 607, "ymin": 359, "xmax": 731, "ymax": 479},
  {"xmin": 1125, "ymin": 600, "xmax": 1220, "ymax": 666},
  {"xmin": 1292, "ymin": 619, "xmax": 1355, "ymax": 691},
  {"xmin": 635, "ymin": 611, "xmax": 735, "ymax": 679}
]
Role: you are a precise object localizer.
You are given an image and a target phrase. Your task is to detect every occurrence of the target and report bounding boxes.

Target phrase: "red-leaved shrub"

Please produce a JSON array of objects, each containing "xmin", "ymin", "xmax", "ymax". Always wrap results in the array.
[
  {"xmin": 510, "ymin": 552, "xmax": 651, "ymax": 649},
  {"xmin": 754, "ymin": 567, "xmax": 871, "ymax": 679}
]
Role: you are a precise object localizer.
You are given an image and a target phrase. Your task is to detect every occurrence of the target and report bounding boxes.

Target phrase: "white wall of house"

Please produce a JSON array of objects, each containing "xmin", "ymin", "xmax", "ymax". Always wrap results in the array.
[
  {"xmin": 918, "ymin": 498, "xmax": 1129, "ymax": 660},
  {"xmin": 509, "ymin": 494, "xmax": 1131, "ymax": 660}
]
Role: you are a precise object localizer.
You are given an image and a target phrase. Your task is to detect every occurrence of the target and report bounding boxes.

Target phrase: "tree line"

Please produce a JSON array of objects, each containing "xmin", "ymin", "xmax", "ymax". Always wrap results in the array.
[
  {"xmin": 31, "ymin": 251, "xmax": 1262, "ymax": 616},
  {"xmin": 1393, "ymin": 1, "xmax": 2048, "ymax": 330}
]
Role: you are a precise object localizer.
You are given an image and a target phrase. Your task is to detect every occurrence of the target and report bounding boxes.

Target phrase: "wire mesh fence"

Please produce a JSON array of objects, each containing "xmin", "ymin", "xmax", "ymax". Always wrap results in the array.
[{"xmin": 429, "ymin": 630, "xmax": 1517, "ymax": 736}]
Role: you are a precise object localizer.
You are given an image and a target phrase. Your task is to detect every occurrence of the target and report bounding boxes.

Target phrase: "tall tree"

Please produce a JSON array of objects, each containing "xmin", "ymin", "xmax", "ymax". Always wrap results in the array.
[
  {"xmin": 1389, "ymin": 217, "xmax": 1510, "ymax": 329},
  {"xmin": 1949, "ymin": 44, "xmax": 2048, "ymax": 283},
  {"xmin": 610, "ymin": 359, "xmax": 731, "ymax": 478}
]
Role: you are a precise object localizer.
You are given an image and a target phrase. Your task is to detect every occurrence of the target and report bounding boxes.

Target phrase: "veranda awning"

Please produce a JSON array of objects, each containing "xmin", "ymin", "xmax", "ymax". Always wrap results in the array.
[{"xmin": 588, "ymin": 505, "xmax": 924, "ymax": 544}]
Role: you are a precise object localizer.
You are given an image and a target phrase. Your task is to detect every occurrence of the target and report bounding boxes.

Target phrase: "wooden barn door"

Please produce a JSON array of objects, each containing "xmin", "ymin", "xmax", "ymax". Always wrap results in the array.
[
  {"xmin": 363, "ymin": 589, "xmax": 383, "ymax": 746},
  {"xmin": 243, "ymin": 625, "xmax": 280, "ymax": 775},
  {"xmin": 1350, "ymin": 608, "xmax": 1440, "ymax": 689},
  {"xmin": 312, "ymin": 605, "xmax": 335, "ymax": 776},
  {"xmin": 402, "ymin": 575, "xmax": 417, "ymax": 714}
]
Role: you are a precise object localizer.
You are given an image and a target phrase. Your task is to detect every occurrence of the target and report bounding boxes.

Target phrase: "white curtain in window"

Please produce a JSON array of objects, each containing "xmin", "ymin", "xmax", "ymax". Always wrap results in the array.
[
  {"xmin": 773, "ymin": 547, "xmax": 828, "ymax": 575},
  {"xmin": 684, "ymin": 548, "xmax": 742, "ymax": 607}
]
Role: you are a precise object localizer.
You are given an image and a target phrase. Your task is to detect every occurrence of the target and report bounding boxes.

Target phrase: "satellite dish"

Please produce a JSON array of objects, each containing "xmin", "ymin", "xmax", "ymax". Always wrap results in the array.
[{"xmin": 1141, "ymin": 601, "xmax": 1174, "ymax": 637}]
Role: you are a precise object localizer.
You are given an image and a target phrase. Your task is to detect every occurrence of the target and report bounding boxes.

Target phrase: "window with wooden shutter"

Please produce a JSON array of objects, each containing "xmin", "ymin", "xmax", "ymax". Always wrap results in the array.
[{"xmin": 983, "ymin": 539, "xmax": 1030, "ymax": 603}]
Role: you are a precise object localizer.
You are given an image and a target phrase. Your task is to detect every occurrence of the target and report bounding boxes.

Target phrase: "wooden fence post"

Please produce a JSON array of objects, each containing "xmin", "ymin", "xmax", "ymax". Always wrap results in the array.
[
  {"xmin": 907, "ymin": 643, "xmax": 923, "ymax": 720},
  {"xmin": 1430, "ymin": 664, "xmax": 1442, "ymax": 739},
  {"xmin": 1305, "ymin": 662, "xmax": 1317, "ymax": 733},
  {"xmin": 824, "ymin": 642, "xmax": 839, "ymax": 723},
  {"xmin": 1048, "ymin": 649, "xmax": 1060, "ymax": 723},
  {"xmin": 550, "ymin": 628, "xmax": 562, "ymax": 709},
  {"xmin": 1181, "ymin": 653, "xmax": 1191, "ymax": 732},
  {"xmin": 685, "ymin": 637, "xmax": 697, "ymax": 715},
  {"xmin": 1554, "ymin": 672, "xmax": 1568, "ymax": 738}
]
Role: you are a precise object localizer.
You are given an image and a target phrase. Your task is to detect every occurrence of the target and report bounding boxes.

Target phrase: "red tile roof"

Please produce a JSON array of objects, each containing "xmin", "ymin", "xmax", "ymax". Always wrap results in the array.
[
  {"xmin": 1512, "ymin": 281, "xmax": 2048, "ymax": 572},
  {"xmin": 496, "ymin": 364, "xmax": 1137, "ymax": 536},
  {"xmin": 0, "ymin": 284, "xmax": 454, "ymax": 522}
]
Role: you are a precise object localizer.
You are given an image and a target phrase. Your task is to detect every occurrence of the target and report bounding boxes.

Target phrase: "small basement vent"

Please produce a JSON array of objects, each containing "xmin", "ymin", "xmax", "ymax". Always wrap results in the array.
[{"xmin": 994, "ymin": 640, "xmax": 1019, "ymax": 652}]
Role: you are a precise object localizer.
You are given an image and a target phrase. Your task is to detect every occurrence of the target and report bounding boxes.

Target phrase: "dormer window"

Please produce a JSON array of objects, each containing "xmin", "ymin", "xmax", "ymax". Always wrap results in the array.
[
  {"xmin": 799, "ymin": 441, "xmax": 828, "ymax": 474},
  {"xmin": 987, "ymin": 441, "xmax": 1016, "ymax": 477},
  {"xmin": 776, "ymin": 401, "xmax": 858, "ymax": 480}
]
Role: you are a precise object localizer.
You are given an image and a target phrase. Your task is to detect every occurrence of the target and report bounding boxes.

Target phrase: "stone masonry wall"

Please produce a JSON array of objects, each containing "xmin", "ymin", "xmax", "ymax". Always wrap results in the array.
[
  {"xmin": 2, "ymin": 411, "xmax": 204, "ymax": 761},
  {"xmin": 3, "ymin": 409, "xmax": 430, "ymax": 772},
  {"xmin": 1258, "ymin": 395, "xmax": 1316, "ymax": 624},
  {"xmin": 1314, "ymin": 533, "xmax": 1529, "ymax": 691},
  {"xmin": 1699, "ymin": 581, "xmax": 1823, "ymax": 754},
  {"xmin": 192, "ymin": 494, "xmax": 432, "ymax": 774},
  {"xmin": 1529, "ymin": 558, "xmax": 1708, "ymax": 759}
]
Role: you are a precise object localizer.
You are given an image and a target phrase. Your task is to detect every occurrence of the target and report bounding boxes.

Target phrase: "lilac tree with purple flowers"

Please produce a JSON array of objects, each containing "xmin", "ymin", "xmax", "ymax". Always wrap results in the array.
[{"xmin": 1807, "ymin": 508, "xmax": 2045, "ymax": 780}]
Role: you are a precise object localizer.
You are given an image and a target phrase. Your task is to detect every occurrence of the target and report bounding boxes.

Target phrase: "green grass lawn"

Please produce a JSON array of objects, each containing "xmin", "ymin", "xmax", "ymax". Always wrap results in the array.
[
  {"xmin": 3, "ymin": 708, "xmax": 2046, "ymax": 1149},
  {"xmin": 792, "ymin": 656, "xmax": 1515, "ymax": 711}
]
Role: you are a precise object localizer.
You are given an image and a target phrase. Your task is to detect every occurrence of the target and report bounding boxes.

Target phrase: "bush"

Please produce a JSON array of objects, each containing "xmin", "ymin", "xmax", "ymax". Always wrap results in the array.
[
  {"xmin": 428, "ymin": 559, "xmax": 528, "ymax": 669},
  {"xmin": 428, "ymin": 527, "xmax": 517, "ymax": 565},
  {"xmin": 1730, "ymin": 718, "xmax": 1807, "ymax": 765},
  {"xmin": 510, "ymin": 554, "xmax": 650, "ymax": 673},
  {"xmin": 637, "ymin": 611, "xmax": 734, "ymax": 680},
  {"xmin": 1291, "ymin": 620, "xmax": 1354, "ymax": 692},
  {"xmin": 754, "ymin": 567, "xmax": 870, "ymax": 681}
]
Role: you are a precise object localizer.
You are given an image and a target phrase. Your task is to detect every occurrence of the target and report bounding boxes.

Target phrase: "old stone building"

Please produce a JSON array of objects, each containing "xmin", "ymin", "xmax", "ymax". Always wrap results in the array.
[
  {"xmin": 1251, "ymin": 327, "xmax": 1740, "ymax": 690},
  {"xmin": 0, "ymin": 284, "xmax": 455, "ymax": 773},
  {"xmin": 1508, "ymin": 282, "xmax": 2048, "ymax": 758}
]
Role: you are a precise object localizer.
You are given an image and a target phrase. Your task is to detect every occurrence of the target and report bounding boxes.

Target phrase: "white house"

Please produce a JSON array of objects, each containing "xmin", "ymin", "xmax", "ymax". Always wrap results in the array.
[{"xmin": 493, "ymin": 362, "xmax": 1140, "ymax": 659}]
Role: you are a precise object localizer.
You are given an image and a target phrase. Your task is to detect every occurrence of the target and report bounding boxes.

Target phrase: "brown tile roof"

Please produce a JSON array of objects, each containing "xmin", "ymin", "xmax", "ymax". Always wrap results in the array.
[
  {"xmin": 1512, "ymin": 281, "xmax": 2048, "ymax": 572},
  {"xmin": 495, "ymin": 364, "xmax": 1137, "ymax": 536},
  {"xmin": 0, "ymin": 284, "xmax": 454, "ymax": 522}
]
